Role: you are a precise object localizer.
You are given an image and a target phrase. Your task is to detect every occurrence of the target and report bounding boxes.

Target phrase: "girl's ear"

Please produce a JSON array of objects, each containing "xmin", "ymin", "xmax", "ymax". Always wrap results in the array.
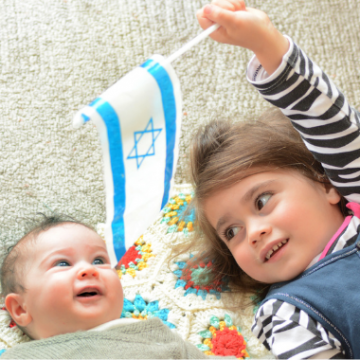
[
  {"xmin": 5, "ymin": 293, "xmax": 32, "ymax": 327},
  {"xmin": 325, "ymin": 185, "xmax": 341, "ymax": 205}
]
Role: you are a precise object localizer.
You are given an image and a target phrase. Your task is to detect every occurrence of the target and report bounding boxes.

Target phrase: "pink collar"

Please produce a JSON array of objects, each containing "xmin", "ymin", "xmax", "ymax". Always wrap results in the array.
[{"xmin": 318, "ymin": 202, "xmax": 360, "ymax": 261}]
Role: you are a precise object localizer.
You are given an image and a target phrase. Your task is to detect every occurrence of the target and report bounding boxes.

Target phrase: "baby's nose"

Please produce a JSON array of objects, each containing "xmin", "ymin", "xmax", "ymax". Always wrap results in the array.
[{"xmin": 78, "ymin": 265, "xmax": 99, "ymax": 279}]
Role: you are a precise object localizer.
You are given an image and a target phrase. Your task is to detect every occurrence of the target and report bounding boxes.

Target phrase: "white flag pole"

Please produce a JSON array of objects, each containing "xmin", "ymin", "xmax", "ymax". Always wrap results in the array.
[{"xmin": 165, "ymin": 23, "xmax": 220, "ymax": 64}]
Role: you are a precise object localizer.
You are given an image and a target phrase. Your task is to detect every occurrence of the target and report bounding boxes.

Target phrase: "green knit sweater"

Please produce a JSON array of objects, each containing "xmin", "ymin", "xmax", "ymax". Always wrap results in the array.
[{"xmin": 0, "ymin": 318, "xmax": 210, "ymax": 359}]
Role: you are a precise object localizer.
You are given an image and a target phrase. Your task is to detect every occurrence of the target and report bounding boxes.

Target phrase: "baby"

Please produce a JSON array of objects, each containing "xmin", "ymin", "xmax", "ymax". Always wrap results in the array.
[{"xmin": 0, "ymin": 215, "xmax": 211, "ymax": 359}]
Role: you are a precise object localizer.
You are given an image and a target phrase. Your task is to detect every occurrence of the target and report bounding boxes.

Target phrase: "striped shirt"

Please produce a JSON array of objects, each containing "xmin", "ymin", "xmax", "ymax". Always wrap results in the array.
[{"xmin": 247, "ymin": 37, "xmax": 360, "ymax": 359}]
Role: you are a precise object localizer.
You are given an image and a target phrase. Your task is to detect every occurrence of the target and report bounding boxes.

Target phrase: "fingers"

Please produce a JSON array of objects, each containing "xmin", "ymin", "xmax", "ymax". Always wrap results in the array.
[
  {"xmin": 196, "ymin": 7, "xmax": 215, "ymax": 30},
  {"xmin": 201, "ymin": 4, "xmax": 237, "ymax": 28},
  {"xmin": 197, "ymin": 0, "xmax": 246, "ymax": 30},
  {"xmin": 211, "ymin": 0, "xmax": 236, "ymax": 11},
  {"xmin": 212, "ymin": 0, "xmax": 246, "ymax": 11}
]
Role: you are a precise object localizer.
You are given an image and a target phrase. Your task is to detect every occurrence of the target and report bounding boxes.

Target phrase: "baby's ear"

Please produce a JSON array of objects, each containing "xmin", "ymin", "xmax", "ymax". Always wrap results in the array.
[{"xmin": 5, "ymin": 293, "xmax": 32, "ymax": 327}]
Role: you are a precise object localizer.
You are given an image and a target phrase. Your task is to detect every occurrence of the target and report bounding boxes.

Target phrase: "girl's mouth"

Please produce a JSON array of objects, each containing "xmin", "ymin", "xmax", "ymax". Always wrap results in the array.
[{"xmin": 265, "ymin": 239, "xmax": 289, "ymax": 261}]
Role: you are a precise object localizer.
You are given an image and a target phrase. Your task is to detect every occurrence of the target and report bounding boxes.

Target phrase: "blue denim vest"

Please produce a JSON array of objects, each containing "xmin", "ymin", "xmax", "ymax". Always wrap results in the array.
[{"xmin": 263, "ymin": 234, "xmax": 360, "ymax": 359}]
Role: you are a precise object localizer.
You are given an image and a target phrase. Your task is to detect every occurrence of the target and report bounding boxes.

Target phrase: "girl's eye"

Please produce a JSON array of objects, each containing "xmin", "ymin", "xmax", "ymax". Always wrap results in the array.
[
  {"xmin": 92, "ymin": 258, "xmax": 105, "ymax": 265},
  {"xmin": 55, "ymin": 261, "xmax": 70, "ymax": 267},
  {"xmin": 256, "ymin": 193, "xmax": 272, "ymax": 210},
  {"xmin": 224, "ymin": 226, "xmax": 240, "ymax": 241}
]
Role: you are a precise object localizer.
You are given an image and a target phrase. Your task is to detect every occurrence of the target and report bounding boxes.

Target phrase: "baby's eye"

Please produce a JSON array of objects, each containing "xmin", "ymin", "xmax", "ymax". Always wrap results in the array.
[
  {"xmin": 224, "ymin": 226, "xmax": 240, "ymax": 241},
  {"xmin": 92, "ymin": 258, "xmax": 105, "ymax": 265},
  {"xmin": 256, "ymin": 193, "xmax": 272, "ymax": 210},
  {"xmin": 55, "ymin": 260, "xmax": 70, "ymax": 267}
]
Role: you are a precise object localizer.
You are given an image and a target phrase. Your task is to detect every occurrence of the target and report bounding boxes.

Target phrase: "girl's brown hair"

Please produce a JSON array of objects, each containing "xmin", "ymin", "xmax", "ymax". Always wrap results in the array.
[{"xmin": 190, "ymin": 108, "xmax": 345, "ymax": 302}]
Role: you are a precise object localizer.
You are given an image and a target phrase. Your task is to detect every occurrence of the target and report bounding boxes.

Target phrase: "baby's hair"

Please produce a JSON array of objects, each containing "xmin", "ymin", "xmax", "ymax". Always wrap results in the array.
[
  {"xmin": 190, "ymin": 108, "xmax": 347, "ymax": 301},
  {"xmin": 0, "ymin": 213, "xmax": 94, "ymax": 298}
]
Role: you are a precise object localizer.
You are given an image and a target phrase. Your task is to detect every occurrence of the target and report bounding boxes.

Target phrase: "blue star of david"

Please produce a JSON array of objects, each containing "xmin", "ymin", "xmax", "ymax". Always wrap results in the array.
[{"xmin": 127, "ymin": 118, "xmax": 162, "ymax": 169}]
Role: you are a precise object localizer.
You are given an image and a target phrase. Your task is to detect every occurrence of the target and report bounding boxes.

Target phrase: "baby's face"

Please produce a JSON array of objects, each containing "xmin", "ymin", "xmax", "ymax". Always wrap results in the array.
[{"xmin": 20, "ymin": 223, "xmax": 123, "ymax": 339}]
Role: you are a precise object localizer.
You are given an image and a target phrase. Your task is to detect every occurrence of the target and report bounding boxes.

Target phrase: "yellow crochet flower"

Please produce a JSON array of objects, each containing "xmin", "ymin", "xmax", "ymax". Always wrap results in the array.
[{"xmin": 161, "ymin": 192, "xmax": 195, "ymax": 234}]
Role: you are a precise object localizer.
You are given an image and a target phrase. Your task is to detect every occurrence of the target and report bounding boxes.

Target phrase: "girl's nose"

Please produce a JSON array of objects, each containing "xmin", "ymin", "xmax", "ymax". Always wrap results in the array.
[
  {"xmin": 77, "ymin": 264, "xmax": 99, "ymax": 279},
  {"xmin": 248, "ymin": 221, "xmax": 272, "ymax": 246}
]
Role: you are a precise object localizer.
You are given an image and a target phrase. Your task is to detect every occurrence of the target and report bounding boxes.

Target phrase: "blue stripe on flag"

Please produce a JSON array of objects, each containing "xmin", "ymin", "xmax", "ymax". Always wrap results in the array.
[
  {"xmin": 140, "ymin": 59, "xmax": 177, "ymax": 209},
  {"xmin": 90, "ymin": 98, "xmax": 126, "ymax": 261}
]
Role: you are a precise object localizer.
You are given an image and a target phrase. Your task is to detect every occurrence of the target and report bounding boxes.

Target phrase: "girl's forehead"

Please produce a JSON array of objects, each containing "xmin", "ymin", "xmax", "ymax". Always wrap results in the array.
[
  {"xmin": 203, "ymin": 168, "xmax": 318, "ymax": 209},
  {"xmin": 210, "ymin": 167, "xmax": 315, "ymax": 194},
  {"xmin": 206, "ymin": 168, "xmax": 278, "ymax": 195}
]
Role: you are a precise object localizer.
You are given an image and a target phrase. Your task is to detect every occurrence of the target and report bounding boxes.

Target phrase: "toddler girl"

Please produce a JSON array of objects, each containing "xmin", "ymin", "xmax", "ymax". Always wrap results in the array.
[{"xmin": 193, "ymin": 1, "xmax": 360, "ymax": 359}]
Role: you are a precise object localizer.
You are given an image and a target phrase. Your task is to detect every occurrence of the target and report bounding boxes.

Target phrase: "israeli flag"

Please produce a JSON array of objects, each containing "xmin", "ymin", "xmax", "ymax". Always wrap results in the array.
[{"xmin": 74, "ymin": 55, "xmax": 182, "ymax": 267}]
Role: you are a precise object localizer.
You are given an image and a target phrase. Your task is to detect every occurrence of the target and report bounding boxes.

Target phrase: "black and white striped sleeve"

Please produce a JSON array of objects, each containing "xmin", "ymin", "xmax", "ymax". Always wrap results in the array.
[
  {"xmin": 252, "ymin": 299, "xmax": 344, "ymax": 359},
  {"xmin": 247, "ymin": 36, "xmax": 360, "ymax": 203}
]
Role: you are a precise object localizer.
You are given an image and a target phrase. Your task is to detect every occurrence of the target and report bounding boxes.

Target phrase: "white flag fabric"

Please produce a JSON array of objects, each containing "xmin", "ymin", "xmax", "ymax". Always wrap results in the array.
[{"xmin": 74, "ymin": 55, "xmax": 182, "ymax": 267}]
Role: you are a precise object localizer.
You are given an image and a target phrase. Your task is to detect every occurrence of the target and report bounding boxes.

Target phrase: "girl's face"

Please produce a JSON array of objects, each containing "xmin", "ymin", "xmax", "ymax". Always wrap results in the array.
[{"xmin": 203, "ymin": 169, "xmax": 344, "ymax": 284}]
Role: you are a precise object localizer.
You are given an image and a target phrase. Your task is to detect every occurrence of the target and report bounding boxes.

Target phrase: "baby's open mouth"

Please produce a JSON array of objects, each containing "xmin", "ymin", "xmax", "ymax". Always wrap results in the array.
[{"xmin": 77, "ymin": 289, "xmax": 100, "ymax": 297}]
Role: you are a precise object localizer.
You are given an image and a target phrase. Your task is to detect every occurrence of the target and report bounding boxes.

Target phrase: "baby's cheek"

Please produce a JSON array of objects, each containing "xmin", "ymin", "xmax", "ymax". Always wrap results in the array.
[
  {"xmin": 28, "ymin": 275, "xmax": 72, "ymax": 327},
  {"xmin": 42, "ymin": 275, "xmax": 73, "ymax": 305},
  {"xmin": 110, "ymin": 274, "xmax": 123, "ymax": 299},
  {"xmin": 107, "ymin": 272, "xmax": 124, "ymax": 315}
]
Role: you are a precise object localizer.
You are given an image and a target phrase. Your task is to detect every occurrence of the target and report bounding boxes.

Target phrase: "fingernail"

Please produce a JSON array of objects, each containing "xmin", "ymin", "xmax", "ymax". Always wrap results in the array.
[{"xmin": 204, "ymin": 4, "xmax": 213, "ymax": 15}]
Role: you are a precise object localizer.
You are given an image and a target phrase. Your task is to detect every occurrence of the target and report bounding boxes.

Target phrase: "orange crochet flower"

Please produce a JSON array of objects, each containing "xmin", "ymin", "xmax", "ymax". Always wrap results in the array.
[{"xmin": 212, "ymin": 327, "xmax": 247, "ymax": 358}]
